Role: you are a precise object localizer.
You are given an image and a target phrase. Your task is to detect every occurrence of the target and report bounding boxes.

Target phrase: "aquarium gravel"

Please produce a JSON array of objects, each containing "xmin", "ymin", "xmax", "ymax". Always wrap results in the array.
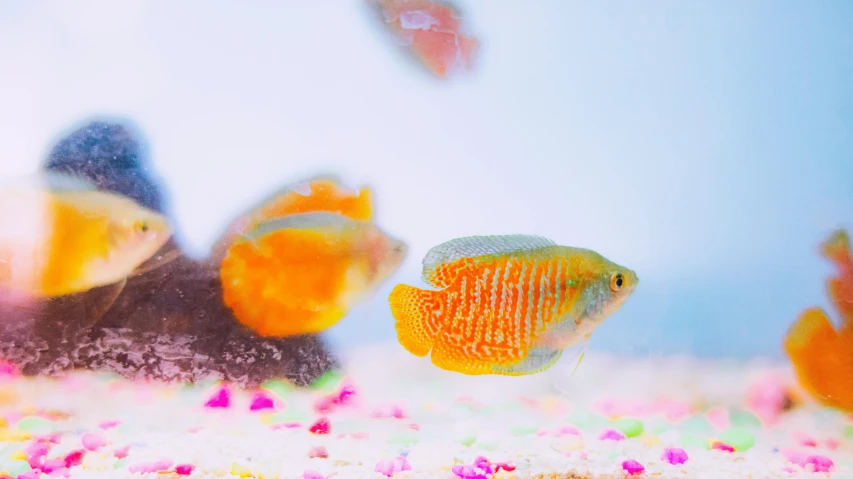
[{"xmin": 0, "ymin": 344, "xmax": 849, "ymax": 479}]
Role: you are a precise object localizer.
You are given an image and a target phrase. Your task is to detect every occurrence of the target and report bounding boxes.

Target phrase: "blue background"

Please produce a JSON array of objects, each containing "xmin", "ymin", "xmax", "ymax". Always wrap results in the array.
[{"xmin": 1, "ymin": 1, "xmax": 851, "ymax": 359}]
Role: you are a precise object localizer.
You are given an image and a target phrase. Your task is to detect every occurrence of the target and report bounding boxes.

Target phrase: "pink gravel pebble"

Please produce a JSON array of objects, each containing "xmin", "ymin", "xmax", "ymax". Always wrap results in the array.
[
  {"xmin": 303, "ymin": 470, "xmax": 325, "ymax": 479},
  {"xmin": 174, "ymin": 464, "xmax": 194, "ymax": 475},
  {"xmin": 598, "ymin": 429, "xmax": 626, "ymax": 441},
  {"xmin": 309, "ymin": 417, "xmax": 330, "ymax": 435},
  {"xmin": 98, "ymin": 420, "xmax": 120, "ymax": 430},
  {"xmin": 249, "ymin": 391, "xmax": 277, "ymax": 411},
  {"xmin": 128, "ymin": 459, "xmax": 174, "ymax": 474},
  {"xmin": 622, "ymin": 459, "xmax": 645, "ymax": 475},
  {"xmin": 375, "ymin": 459, "xmax": 396, "ymax": 477},
  {"xmin": 41, "ymin": 458, "xmax": 67, "ymax": 473},
  {"xmin": 82, "ymin": 432, "xmax": 107, "ymax": 451},
  {"xmin": 783, "ymin": 449, "xmax": 834, "ymax": 472},
  {"xmin": 64, "ymin": 450, "xmax": 85, "ymax": 468},
  {"xmin": 711, "ymin": 441, "xmax": 735, "ymax": 453},
  {"xmin": 113, "ymin": 446, "xmax": 130, "ymax": 459},
  {"xmin": 662, "ymin": 447, "xmax": 689, "ymax": 465},
  {"xmin": 308, "ymin": 446, "xmax": 329, "ymax": 458},
  {"xmin": 204, "ymin": 384, "xmax": 231, "ymax": 408}
]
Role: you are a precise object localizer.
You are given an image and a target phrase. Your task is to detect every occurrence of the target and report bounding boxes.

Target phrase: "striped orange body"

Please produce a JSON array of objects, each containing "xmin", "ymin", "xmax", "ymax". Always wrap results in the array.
[
  {"xmin": 390, "ymin": 235, "xmax": 639, "ymax": 376},
  {"xmin": 425, "ymin": 250, "xmax": 580, "ymax": 372}
]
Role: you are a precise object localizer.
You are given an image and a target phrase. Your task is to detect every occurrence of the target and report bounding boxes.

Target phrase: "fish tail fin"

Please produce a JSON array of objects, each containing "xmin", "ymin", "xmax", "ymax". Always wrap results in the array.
[
  {"xmin": 820, "ymin": 229, "xmax": 851, "ymax": 264},
  {"xmin": 389, "ymin": 284, "xmax": 439, "ymax": 357},
  {"xmin": 784, "ymin": 307, "xmax": 838, "ymax": 355}
]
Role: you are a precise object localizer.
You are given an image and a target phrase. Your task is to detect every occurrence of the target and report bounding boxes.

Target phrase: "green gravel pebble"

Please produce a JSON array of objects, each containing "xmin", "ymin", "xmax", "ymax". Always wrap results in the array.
[
  {"xmin": 456, "ymin": 433, "xmax": 477, "ymax": 446},
  {"xmin": 15, "ymin": 416, "xmax": 55, "ymax": 434},
  {"xmin": 718, "ymin": 427, "xmax": 755, "ymax": 451},
  {"xmin": 311, "ymin": 371, "xmax": 344, "ymax": 392},
  {"xmin": 510, "ymin": 425, "xmax": 538, "ymax": 436},
  {"xmin": 114, "ymin": 458, "xmax": 129, "ymax": 469},
  {"xmin": 5, "ymin": 459, "xmax": 31, "ymax": 476},
  {"xmin": 568, "ymin": 411, "xmax": 609, "ymax": 429},
  {"xmin": 268, "ymin": 409, "xmax": 308, "ymax": 423},
  {"xmin": 844, "ymin": 424, "xmax": 853, "ymax": 439},
  {"xmin": 679, "ymin": 433, "xmax": 707, "ymax": 449},
  {"xmin": 728, "ymin": 408, "xmax": 762, "ymax": 429},
  {"xmin": 261, "ymin": 379, "xmax": 294, "ymax": 399},
  {"xmin": 475, "ymin": 440, "xmax": 498, "ymax": 451},
  {"xmin": 612, "ymin": 418, "xmax": 644, "ymax": 438},
  {"xmin": 678, "ymin": 415, "xmax": 713, "ymax": 434},
  {"xmin": 388, "ymin": 430, "xmax": 419, "ymax": 447}
]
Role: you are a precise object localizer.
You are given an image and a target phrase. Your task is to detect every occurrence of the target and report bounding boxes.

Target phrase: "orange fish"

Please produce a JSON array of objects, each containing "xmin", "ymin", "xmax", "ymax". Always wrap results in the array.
[
  {"xmin": 370, "ymin": 0, "xmax": 478, "ymax": 78},
  {"xmin": 389, "ymin": 235, "xmax": 638, "ymax": 376},
  {"xmin": 784, "ymin": 229, "xmax": 853, "ymax": 412},
  {"xmin": 211, "ymin": 176, "xmax": 372, "ymax": 261},
  {"xmin": 220, "ymin": 212, "xmax": 407, "ymax": 337}
]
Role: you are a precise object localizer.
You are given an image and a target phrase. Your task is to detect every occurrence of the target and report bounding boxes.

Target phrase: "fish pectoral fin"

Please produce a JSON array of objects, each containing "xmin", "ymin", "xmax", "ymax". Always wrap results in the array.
[
  {"xmin": 79, "ymin": 277, "xmax": 126, "ymax": 328},
  {"xmin": 421, "ymin": 235, "xmax": 556, "ymax": 288},
  {"xmin": 131, "ymin": 242, "xmax": 182, "ymax": 277},
  {"xmin": 492, "ymin": 347, "xmax": 563, "ymax": 376}
]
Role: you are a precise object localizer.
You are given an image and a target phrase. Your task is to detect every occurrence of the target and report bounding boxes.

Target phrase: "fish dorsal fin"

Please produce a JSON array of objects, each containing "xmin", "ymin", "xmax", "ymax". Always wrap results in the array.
[
  {"xmin": 422, "ymin": 234, "xmax": 556, "ymax": 288},
  {"xmin": 241, "ymin": 212, "xmax": 357, "ymax": 242}
]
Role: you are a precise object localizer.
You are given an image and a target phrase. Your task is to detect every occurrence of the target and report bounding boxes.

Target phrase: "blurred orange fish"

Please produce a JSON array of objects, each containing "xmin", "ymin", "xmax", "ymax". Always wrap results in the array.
[
  {"xmin": 389, "ymin": 235, "xmax": 638, "ymax": 376},
  {"xmin": 784, "ymin": 229, "xmax": 853, "ymax": 412},
  {"xmin": 220, "ymin": 212, "xmax": 407, "ymax": 337},
  {"xmin": 370, "ymin": 0, "xmax": 478, "ymax": 78},
  {"xmin": 211, "ymin": 176, "xmax": 372, "ymax": 261},
  {"xmin": 0, "ymin": 172, "xmax": 171, "ymax": 298}
]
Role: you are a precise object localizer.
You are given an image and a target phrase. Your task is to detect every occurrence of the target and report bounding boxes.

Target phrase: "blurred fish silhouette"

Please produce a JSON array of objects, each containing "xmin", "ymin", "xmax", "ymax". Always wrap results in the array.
[
  {"xmin": 220, "ymin": 212, "xmax": 407, "ymax": 337},
  {"xmin": 369, "ymin": 0, "xmax": 478, "ymax": 79},
  {"xmin": 389, "ymin": 235, "xmax": 638, "ymax": 376},
  {"xmin": 217, "ymin": 177, "xmax": 404, "ymax": 337},
  {"xmin": 0, "ymin": 171, "xmax": 172, "ymax": 300},
  {"xmin": 784, "ymin": 229, "xmax": 853, "ymax": 412},
  {"xmin": 211, "ymin": 176, "xmax": 372, "ymax": 261}
]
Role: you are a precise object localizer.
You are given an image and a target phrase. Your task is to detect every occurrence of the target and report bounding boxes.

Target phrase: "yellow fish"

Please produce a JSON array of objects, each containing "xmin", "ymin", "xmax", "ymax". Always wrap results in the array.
[
  {"xmin": 220, "ymin": 212, "xmax": 407, "ymax": 337},
  {"xmin": 389, "ymin": 235, "xmax": 638, "ymax": 375},
  {"xmin": 0, "ymin": 172, "xmax": 172, "ymax": 298}
]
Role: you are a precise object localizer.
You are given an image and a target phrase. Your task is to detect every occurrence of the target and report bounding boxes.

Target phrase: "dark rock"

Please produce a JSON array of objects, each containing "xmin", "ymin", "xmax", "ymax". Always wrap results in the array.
[{"xmin": 0, "ymin": 119, "xmax": 338, "ymax": 387}]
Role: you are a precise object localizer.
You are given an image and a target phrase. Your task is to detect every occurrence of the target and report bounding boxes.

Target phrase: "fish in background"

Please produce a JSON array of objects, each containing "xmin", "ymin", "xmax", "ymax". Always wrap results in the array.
[
  {"xmin": 0, "ymin": 171, "xmax": 172, "ymax": 301},
  {"xmin": 368, "ymin": 0, "xmax": 479, "ymax": 79},
  {"xmin": 784, "ymin": 229, "xmax": 853, "ymax": 412},
  {"xmin": 210, "ymin": 176, "xmax": 372, "ymax": 262},
  {"xmin": 389, "ymin": 235, "xmax": 638, "ymax": 376},
  {"xmin": 218, "ymin": 178, "xmax": 406, "ymax": 337}
]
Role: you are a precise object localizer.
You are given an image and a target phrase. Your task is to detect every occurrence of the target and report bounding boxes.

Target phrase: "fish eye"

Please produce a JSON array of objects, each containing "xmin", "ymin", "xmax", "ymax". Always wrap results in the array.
[
  {"xmin": 136, "ymin": 220, "xmax": 149, "ymax": 233},
  {"xmin": 609, "ymin": 273, "xmax": 624, "ymax": 292}
]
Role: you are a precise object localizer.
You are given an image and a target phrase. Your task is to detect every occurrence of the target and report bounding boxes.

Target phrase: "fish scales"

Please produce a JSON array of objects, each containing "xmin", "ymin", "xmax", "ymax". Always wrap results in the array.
[{"xmin": 390, "ymin": 235, "xmax": 638, "ymax": 376}]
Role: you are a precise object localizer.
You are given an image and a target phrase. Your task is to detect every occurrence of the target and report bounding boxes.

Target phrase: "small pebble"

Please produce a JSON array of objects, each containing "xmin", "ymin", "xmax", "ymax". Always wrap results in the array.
[
  {"xmin": 5, "ymin": 459, "xmax": 31, "ymax": 476},
  {"xmin": 613, "ymin": 418, "xmax": 644, "ymax": 438},
  {"xmin": 303, "ymin": 470, "xmax": 325, "ymax": 479},
  {"xmin": 249, "ymin": 391, "xmax": 277, "ymax": 412},
  {"xmin": 308, "ymin": 446, "xmax": 328, "ymax": 459},
  {"xmin": 711, "ymin": 441, "xmax": 735, "ymax": 453},
  {"xmin": 662, "ymin": 447, "xmax": 689, "ymax": 465},
  {"xmin": 63, "ymin": 450, "xmax": 84, "ymax": 468},
  {"xmin": 128, "ymin": 459, "xmax": 174, "ymax": 474},
  {"xmin": 622, "ymin": 459, "xmax": 645, "ymax": 475},
  {"xmin": 15, "ymin": 417, "xmax": 55, "ymax": 434},
  {"xmin": 204, "ymin": 385, "xmax": 231, "ymax": 409},
  {"xmin": 598, "ymin": 429, "xmax": 626, "ymax": 441},
  {"xmin": 456, "ymin": 433, "xmax": 477, "ymax": 446},
  {"xmin": 82, "ymin": 432, "xmax": 106, "ymax": 451},
  {"xmin": 309, "ymin": 417, "xmax": 330, "ymax": 435},
  {"xmin": 175, "ymin": 464, "xmax": 194, "ymax": 475},
  {"xmin": 718, "ymin": 427, "xmax": 755, "ymax": 451}
]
